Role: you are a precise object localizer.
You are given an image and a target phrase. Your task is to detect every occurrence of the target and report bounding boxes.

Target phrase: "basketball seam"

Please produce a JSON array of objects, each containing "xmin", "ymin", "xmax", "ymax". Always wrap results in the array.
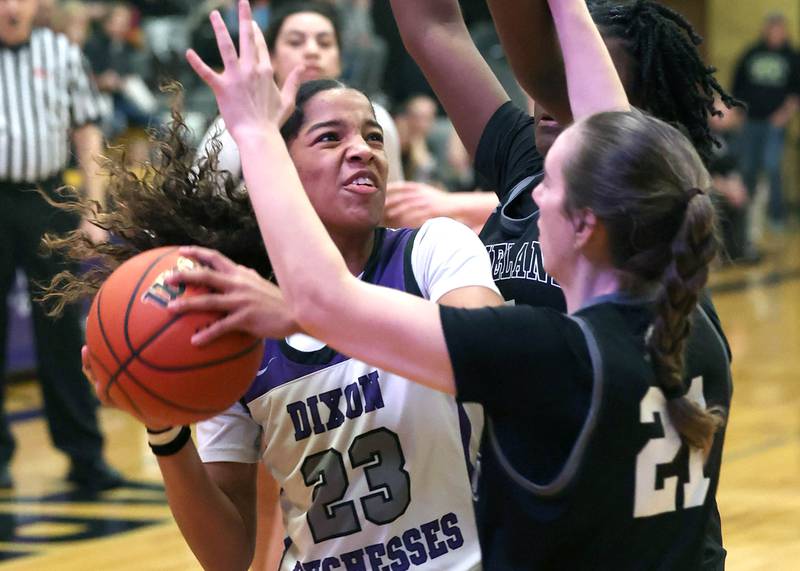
[
  {"xmin": 97, "ymin": 247, "xmax": 261, "ymax": 415},
  {"xmin": 134, "ymin": 338, "xmax": 264, "ymax": 372}
]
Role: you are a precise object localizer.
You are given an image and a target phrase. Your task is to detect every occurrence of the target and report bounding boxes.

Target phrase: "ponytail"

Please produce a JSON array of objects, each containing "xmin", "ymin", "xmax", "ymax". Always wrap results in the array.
[{"xmin": 648, "ymin": 190, "xmax": 723, "ymax": 452}]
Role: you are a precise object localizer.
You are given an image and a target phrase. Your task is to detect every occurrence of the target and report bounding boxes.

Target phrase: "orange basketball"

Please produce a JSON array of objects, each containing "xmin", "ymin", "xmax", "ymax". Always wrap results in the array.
[{"xmin": 85, "ymin": 246, "xmax": 263, "ymax": 427}]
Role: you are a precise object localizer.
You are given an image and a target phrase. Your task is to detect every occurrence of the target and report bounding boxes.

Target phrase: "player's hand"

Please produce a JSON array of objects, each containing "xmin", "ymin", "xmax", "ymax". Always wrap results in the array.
[
  {"xmin": 81, "ymin": 345, "xmax": 104, "ymax": 400},
  {"xmin": 165, "ymin": 246, "xmax": 300, "ymax": 345},
  {"xmin": 383, "ymin": 181, "xmax": 455, "ymax": 228},
  {"xmin": 185, "ymin": 0, "xmax": 303, "ymax": 143}
]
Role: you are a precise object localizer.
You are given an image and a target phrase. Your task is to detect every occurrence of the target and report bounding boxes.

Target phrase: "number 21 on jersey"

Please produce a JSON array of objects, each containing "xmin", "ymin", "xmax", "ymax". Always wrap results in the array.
[{"xmin": 634, "ymin": 376, "xmax": 711, "ymax": 518}]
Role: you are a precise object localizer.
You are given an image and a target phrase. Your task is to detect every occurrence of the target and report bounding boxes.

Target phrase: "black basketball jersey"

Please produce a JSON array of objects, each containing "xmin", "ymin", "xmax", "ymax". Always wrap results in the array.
[
  {"xmin": 476, "ymin": 102, "xmax": 566, "ymax": 311},
  {"xmin": 442, "ymin": 298, "xmax": 731, "ymax": 569}
]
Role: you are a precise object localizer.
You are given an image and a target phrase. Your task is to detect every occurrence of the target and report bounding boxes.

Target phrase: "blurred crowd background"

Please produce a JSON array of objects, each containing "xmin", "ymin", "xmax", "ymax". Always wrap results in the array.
[{"xmin": 6, "ymin": 0, "xmax": 800, "ymax": 374}]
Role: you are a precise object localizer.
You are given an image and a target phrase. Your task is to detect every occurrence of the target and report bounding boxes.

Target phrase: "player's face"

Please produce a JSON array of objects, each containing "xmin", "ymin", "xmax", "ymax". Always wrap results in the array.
[
  {"xmin": 272, "ymin": 12, "xmax": 341, "ymax": 87},
  {"xmin": 534, "ymin": 36, "xmax": 639, "ymax": 157},
  {"xmin": 0, "ymin": 0, "xmax": 38, "ymax": 45},
  {"xmin": 533, "ymin": 125, "xmax": 581, "ymax": 280},
  {"xmin": 287, "ymin": 88, "xmax": 388, "ymax": 236}
]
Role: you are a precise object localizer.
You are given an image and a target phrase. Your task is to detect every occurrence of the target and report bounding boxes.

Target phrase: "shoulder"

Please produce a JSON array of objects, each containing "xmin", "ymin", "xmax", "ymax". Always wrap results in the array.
[
  {"xmin": 36, "ymin": 28, "xmax": 81, "ymax": 53},
  {"xmin": 411, "ymin": 216, "xmax": 489, "ymax": 263},
  {"xmin": 409, "ymin": 218, "xmax": 498, "ymax": 301}
]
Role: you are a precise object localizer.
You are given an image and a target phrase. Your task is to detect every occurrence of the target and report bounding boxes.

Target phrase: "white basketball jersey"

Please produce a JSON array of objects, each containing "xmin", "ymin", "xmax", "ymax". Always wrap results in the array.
[{"xmin": 199, "ymin": 224, "xmax": 495, "ymax": 569}]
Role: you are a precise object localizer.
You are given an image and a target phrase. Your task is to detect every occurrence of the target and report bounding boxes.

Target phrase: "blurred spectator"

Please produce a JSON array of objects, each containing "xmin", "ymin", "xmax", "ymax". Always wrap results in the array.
[
  {"xmin": 336, "ymin": 0, "xmax": 387, "ymax": 100},
  {"xmin": 52, "ymin": 1, "xmax": 94, "ymax": 46},
  {"xmin": 196, "ymin": 0, "xmax": 404, "ymax": 184},
  {"xmin": 708, "ymin": 99, "xmax": 751, "ymax": 263},
  {"xmin": 733, "ymin": 12, "xmax": 800, "ymax": 231},
  {"xmin": 396, "ymin": 94, "xmax": 439, "ymax": 183},
  {"xmin": 84, "ymin": 2, "xmax": 159, "ymax": 138},
  {"xmin": 33, "ymin": 0, "xmax": 56, "ymax": 27}
]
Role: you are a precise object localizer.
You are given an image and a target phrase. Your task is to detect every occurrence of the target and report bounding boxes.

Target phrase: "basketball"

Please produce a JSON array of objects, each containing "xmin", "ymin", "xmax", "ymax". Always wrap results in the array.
[{"xmin": 84, "ymin": 246, "xmax": 263, "ymax": 427}]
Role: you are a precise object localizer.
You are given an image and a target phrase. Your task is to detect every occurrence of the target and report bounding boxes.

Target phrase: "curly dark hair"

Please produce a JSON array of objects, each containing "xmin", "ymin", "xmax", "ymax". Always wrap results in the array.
[
  {"xmin": 40, "ymin": 86, "xmax": 270, "ymax": 316},
  {"xmin": 588, "ymin": 0, "xmax": 743, "ymax": 163}
]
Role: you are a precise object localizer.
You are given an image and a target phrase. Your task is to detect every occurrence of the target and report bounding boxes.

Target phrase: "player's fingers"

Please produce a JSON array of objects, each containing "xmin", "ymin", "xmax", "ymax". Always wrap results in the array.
[
  {"xmin": 238, "ymin": 0, "xmax": 255, "ymax": 67},
  {"xmin": 166, "ymin": 267, "xmax": 231, "ymax": 294},
  {"xmin": 210, "ymin": 10, "xmax": 238, "ymax": 70},
  {"xmin": 81, "ymin": 346, "xmax": 94, "ymax": 383},
  {"xmin": 186, "ymin": 49, "xmax": 220, "ymax": 90},
  {"xmin": 191, "ymin": 313, "xmax": 242, "ymax": 346},
  {"xmin": 252, "ymin": 21, "xmax": 271, "ymax": 69},
  {"xmin": 167, "ymin": 292, "xmax": 233, "ymax": 314},
  {"xmin": 178, "ymin": 246, "xmax": 237, "ymax": 273}
]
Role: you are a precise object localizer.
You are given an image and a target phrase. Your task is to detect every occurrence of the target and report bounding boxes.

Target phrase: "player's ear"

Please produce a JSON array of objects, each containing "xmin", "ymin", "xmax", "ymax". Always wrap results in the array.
[{"xmin": 572, "ymin": 208, "xmax": 598, "ymax": 249}]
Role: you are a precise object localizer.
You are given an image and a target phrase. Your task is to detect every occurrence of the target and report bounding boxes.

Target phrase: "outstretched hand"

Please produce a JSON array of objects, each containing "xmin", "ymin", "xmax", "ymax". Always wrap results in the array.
[
  {"xmin": 165, "ymin": 246, "xmax": 299, "ymax": 345},
  {"xmin": 186, "ymin": 0, "xmax": 303, "ymax": 142}
]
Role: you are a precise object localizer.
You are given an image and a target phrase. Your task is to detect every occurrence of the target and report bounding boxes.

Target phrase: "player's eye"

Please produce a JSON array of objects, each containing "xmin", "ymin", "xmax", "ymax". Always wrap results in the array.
[
  {"xmin": 314, "ymin": 131, "xmax": 340, "ymax": 144},
  {"xmin": 366, "ymin": 131, "xmax": 384, "ymax": 144}
]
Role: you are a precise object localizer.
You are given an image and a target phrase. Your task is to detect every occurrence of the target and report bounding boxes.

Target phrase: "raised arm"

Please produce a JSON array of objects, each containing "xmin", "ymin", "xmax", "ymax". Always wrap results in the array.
[
  {"xmin": 486, "ymin": 0, "xmax": 572, "ymax": 123},
  {"xmin": 546, "ymin": 0, "xmax": 629, "ymax": 118},
  {"xmin": 389, "ymin": 0, "xmax": 508, "ymax": 157}
]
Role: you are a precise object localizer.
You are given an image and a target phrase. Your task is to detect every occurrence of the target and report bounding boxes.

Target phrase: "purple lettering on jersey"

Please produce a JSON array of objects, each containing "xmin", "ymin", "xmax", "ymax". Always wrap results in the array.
[
  {"xmin": 340, "ymin": 549, "xmax": 367, "ymax": 571},
  {"xmin": 344, "ymin": 383, "xmax": 364, "ymax": 419},
  {"xmin": 306, "ymin": 395, "xmax": 326, "ymax": 435},
  {"xmin": 358, "ymin": 371, "xmax": 384, "ymax": 413},
  {"xmin": 401, "ymin": 528, "xmax": 427, "ymax": 565},
  {"xmin": 385, "ymin": 536, "xmax": 410, "ymax": 570},
  {"xmin": 292, "ymin": 513, "xmax": 464, "ymax": 571},
  {"xmin": 420, "ymin": 519, "xmax": 447, "ymax": 559},
  {"xmin": 285, "ymin": 373, "xmax": 386, "ymax": 442},
  {"xmin": 321, "ymin": 558, "xmax": 341, "ymax": 571},
  {"xmin": 363, "ymin": 544, "xmax": 386, "ymax": 570},
  {"xmin": 319, "ymin": 388, "xmax": 345, "ymax": 431},
  {"xmin": 287, "ymin": 401, "xmax": 312, "ymax": 441},
  {"xmin": 441, "ymin": 512, "xmax": 464, "ymax": 550}
]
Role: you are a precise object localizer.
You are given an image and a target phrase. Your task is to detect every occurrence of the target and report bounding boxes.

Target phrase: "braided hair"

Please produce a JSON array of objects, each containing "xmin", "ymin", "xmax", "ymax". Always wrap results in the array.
[
  {"xmin": 563, "ymin": 109, "xmax": 724, "ymax": 452},
  {"xmin": 588, "ymin": 0, "xmax": 742, "ymax": 164}
]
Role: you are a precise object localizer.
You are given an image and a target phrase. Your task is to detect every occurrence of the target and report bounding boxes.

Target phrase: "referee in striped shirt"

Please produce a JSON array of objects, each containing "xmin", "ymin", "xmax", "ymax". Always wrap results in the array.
[{"xmin": 0, "ymin": 0, "xmax": 122, "ymax": 490}]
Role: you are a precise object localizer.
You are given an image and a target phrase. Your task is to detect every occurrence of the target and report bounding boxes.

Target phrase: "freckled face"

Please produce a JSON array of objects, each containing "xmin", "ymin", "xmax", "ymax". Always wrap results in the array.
[{"xmin": 287, "ymin": 89, "xmax": 388, "ymax": 236}]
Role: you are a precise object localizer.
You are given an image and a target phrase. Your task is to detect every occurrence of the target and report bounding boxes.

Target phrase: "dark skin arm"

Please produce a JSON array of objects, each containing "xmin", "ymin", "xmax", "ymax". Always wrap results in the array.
[
  {"xmin": 389, "ymin": 0, "xmax": 508, "ymax": 157},
  {"xmin": 486, "ymin": 0, "xmax": 573, "ymax": 123}
]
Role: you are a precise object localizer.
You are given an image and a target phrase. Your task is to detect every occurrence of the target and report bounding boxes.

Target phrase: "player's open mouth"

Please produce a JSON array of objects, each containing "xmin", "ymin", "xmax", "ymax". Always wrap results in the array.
[{"xmin": 343, "ymin": 174, "xmax": 379, "ymax": 194}]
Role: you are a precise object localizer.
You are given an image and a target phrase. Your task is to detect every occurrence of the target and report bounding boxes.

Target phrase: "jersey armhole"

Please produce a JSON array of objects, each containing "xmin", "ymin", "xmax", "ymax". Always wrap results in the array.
[
  {"xmin": 696, "ymin": 303, "xmax": 734, "ymax": 397},
  {"xmin": 402, "ymin": 228, "xmax": 423, "ymax": 298},
  {"xmin": 485, "ymin": 314, "xmax": 604, "ymax": 497}
]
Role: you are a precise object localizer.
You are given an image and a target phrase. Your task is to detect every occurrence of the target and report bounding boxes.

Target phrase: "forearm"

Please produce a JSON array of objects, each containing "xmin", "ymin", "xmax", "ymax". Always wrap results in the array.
[
  {"xmin": 547, "ymin": 0, "xmax": 629, "ymax": 119},
  {"xmin": 389, "ymin": 0, "xmax": 508, "ymax": 157},
  {"xmin": 237, "ymin": 132, "xmax": 456, "ymax": 390},
  {"xmin": 158, "ymin": 442, "xmax": 256, "ymax": 571},
  {"xmin": 237, "ymin": 131, "xmax": 353, "ymax": 323},
  {"xmin": 72, "ymin": 124, "xmax": 106, "ymax": 207},
  {"xmin": 487, "ymin": 0, "xmax": 571, "ymax": 123}
]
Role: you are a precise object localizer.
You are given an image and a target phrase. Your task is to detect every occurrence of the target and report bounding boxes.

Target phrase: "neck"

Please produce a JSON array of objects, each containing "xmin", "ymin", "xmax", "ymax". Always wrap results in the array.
[
  {"xmin": 559, "ymin": 258, "xmax": 622, "ymax": 314},
  {"xmin": 329, "ymin": 228, "xmax": 376, "ymax": 276},
  {"xmin": 0, "ymin": 30, "xmax": 32, "ymax": 47}
]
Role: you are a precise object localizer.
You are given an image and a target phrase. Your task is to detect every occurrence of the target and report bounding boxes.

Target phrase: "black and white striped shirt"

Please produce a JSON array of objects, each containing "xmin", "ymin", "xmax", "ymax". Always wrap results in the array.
[{"xmin": 0, "ymin": 28, "xmax": 104, "ymax": 183}]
